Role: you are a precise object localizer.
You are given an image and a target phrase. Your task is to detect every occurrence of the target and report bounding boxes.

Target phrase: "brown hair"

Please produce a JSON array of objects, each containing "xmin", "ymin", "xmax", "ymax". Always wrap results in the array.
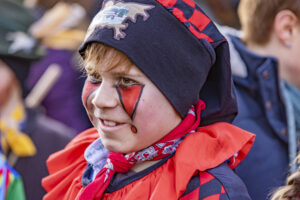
[
  {"xmin": 271, "ymin": 154, "xmax": 300, "ymax": 200},
  {"xmin": 82, "ymin": 43, "xmax": 133, "ymax": 76},
  {"xmin": 238, "ymin": 0, "xmax": 300, "ymax": 45}
]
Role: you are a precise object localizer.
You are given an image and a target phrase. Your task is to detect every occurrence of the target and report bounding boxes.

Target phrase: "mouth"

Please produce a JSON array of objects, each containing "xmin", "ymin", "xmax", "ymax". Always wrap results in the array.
[
  {"xmin": 102, "ymin": 119, "xmax": 120, "ymax": 127},
  {"xmin": 99, "ymin": 118, "xmax": 126, "ymax": 128}
]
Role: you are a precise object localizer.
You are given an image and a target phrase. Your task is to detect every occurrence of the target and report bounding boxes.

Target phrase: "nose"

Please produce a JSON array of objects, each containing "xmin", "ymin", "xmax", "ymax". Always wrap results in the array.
[{"xmin": 91, "ymin": 82, "xmax": 118, "ymax": 109}]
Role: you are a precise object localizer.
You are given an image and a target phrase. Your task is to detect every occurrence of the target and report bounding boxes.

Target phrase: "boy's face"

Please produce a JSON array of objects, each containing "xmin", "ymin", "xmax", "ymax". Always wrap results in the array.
[{"xmin": 82, "ymin": 61, "xmax": 181, "ymax": 154}]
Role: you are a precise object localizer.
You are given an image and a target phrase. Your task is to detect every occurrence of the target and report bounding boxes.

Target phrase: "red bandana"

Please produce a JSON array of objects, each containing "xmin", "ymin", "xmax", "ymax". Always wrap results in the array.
[{"xmin": 78, "ymin": 99, "xmax": 205, "ymax": 199}]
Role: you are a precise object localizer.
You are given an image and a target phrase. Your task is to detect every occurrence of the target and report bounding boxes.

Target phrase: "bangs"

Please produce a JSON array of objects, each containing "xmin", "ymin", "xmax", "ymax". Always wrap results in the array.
[{"xmin": 83, "ymin": 43, "xmax": 133, "ymax": 75}]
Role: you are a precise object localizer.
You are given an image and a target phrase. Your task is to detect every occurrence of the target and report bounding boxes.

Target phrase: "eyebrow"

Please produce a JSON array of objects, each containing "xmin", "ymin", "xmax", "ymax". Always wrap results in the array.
[
  {"xmin": 109, "ymin": 71, "xmax": 142, "ymax": 77},
  {"xmin": 85, "ymin": 64, "xmax": 142, "ymax": 77}
]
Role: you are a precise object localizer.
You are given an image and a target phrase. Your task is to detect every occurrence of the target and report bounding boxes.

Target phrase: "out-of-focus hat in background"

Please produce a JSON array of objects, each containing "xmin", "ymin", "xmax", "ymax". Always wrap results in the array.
[
  {"xmin": 0, "ymin": 0, "xmax": 44, "ymax": 96},
  {"xmin": 0, "ymin": 0, "xmax": 44, "ymax": 60}
]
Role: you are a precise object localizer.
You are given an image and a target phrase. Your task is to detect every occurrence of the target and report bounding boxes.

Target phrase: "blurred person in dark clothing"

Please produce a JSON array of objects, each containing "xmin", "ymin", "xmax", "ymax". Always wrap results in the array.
[
  {"xmin": 0, "ymin": 0, "xmax": 74, "ymax": 199},
  {"xmin": 27, "ymin": 1, "xmax": 92, "ymax": 133}
]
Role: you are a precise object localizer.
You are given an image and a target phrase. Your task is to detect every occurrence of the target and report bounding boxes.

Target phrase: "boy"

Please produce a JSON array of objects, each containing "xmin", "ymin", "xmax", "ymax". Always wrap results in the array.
[
  {"xmin": 27, "ymin": 2, "xmax": 92, "ymax": 133},
  {"xmin": 220, "ymin": 0, "xmax": 300, "ymax": 199},
  {"xmin": 42, "ymin": 0, "xmax": 255, "ymax": 199}
]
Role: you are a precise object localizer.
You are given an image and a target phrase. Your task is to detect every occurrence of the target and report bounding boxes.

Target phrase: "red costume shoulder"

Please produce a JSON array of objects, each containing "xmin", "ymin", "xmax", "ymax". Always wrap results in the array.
[
  {"xmin": 42, "ymin": 128, "xmax": 98, "ymax": 200},
  {"xmin": 101, "ymin": 122, "xmax": 254, "ymax": 199},
  {"xmin": 42, "ymin": 123, "xmax": 255, "ymax": 200}
]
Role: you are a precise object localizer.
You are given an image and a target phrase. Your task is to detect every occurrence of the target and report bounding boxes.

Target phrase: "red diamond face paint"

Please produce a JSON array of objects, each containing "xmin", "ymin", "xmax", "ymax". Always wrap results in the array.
[
  {"xmin": 82, "ymin": 79, "xmax": 100, "ymax": 121},
  {"xmin": 82, "ymin": 79, "xmax": 99, "ymax": 107},
  {"xmin": 116, "ymin": 84, "xmax": 144, "ymax": 119},
  {"xmin": 82, "ymin": 75, "xmax": 144, "ymax": 134}
]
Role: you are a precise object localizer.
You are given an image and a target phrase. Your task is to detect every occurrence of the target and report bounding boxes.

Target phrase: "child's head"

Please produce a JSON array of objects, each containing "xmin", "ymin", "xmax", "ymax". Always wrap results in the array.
[
  {"xmin": 80, "ymin": 0, "xmax": 238, "ymax": 153},
  {"xmin": 238, "ymin": 0, "xmax": 300, "ymax": 45},
  {"xmin": 239, "ymin": 0, "xmax": 300, "ymax": 89},
  {"xmin": 82, "ymin": 43, "xmax": 181, "ymax": 153}
]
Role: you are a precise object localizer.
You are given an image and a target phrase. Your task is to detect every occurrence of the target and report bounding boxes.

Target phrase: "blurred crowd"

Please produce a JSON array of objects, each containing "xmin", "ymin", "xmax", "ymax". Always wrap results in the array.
[
  {"xmin": 0, "ymin": 0, "xmax": 95, "ymax": 199},
  {"xmin": 1, "ymin": 0, "xmax": 300, "ymax": 199}
]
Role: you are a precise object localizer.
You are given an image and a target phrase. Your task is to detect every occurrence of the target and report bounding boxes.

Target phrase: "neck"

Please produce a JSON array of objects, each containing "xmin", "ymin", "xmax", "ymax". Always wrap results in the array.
[
  {"xmin": 246, "ymin": 41, "xmax": 276, "ymax": 58},
  {"xmin": 131, "ymin": 160, "xmax": 160, "ymax": 172},
  {"xmin": 246, "ymin": 40, "xmax": 300, "ymax": 90}
]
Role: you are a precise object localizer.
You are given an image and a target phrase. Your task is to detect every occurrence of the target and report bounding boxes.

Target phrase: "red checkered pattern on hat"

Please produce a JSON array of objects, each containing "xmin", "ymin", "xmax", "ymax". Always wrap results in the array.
[{"xmin": 156, "ymin": 0, "xmax": 223, "ymax": 43}]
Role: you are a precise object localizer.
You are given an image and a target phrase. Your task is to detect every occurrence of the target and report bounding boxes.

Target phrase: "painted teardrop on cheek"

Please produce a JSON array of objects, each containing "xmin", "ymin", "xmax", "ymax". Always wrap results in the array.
[
  {"xmin": 131, "ymin": 125, "xmax": 137, "ymax": 133},
  {"xmin": 116, "ymin": 84, "xmax": 144, "ymax": 119}
]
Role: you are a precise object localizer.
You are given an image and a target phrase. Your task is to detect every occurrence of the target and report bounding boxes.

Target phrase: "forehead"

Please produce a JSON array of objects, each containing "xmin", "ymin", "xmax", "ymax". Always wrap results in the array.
[{"xmin": 85, "ymin": 61, "xmax": 134, "ymax": 74}]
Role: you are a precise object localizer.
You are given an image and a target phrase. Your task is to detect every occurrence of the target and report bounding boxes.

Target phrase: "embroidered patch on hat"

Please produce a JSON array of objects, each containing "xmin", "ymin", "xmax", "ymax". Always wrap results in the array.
[{"xmin": 85, "ymin": 0, "xmax": 154, "ymax": 40}]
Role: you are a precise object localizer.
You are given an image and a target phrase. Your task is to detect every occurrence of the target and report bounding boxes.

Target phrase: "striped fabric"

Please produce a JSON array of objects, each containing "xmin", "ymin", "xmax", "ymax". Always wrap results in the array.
[{"xmin": 0, "ymin": 154, "xmax": 25, "ymax": 200}]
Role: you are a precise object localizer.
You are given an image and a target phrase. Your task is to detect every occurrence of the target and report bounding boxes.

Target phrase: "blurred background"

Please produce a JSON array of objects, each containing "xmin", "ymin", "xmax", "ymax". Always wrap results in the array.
[{"xmin": 195, "ymin": 0, "xmax": 240, "ymax": 28}]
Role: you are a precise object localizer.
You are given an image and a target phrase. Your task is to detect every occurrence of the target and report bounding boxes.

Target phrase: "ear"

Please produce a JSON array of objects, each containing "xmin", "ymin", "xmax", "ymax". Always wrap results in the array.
[{"xmin": 274, "ymin": 10, "xmax": 299, "ymax": 47}]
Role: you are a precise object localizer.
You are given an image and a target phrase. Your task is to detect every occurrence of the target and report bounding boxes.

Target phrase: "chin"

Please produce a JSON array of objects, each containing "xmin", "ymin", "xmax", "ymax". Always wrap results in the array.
[{"xmin": 103, "ymin": 143, "xmax": 128, "ymax": 154}]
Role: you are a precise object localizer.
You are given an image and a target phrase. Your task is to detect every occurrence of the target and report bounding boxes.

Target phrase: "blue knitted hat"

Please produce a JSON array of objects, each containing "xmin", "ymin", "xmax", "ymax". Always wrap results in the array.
[{"xmin": 79, "ymin": 0, "xmax": 237, "ymax": 125}]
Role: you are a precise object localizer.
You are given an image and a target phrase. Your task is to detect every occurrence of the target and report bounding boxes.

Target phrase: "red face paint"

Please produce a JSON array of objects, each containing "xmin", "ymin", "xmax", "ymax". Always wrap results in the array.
[
  {"xmin": 131, "ymin": 125, "xmax": 137, "ymax": 134},
  {"xmin": 116, "ymin": 84, "xmax": 144, "ymax": 119},
  {"xmin": 82, "ymin": 79, "xmax": 100, "ymax": 108},
  {"xmin": 88, "ymin": 114, "xmax": 94, "ymax": 122}
]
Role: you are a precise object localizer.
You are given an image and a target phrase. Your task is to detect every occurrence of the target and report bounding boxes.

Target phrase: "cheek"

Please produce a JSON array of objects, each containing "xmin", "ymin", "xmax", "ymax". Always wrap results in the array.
[
  {"xmin": 82, "ymin": 79, "xmax": 99, "ymax": 107},
  {"xmin": 82, "ymin": 79, "xmax": 99, "ymax": 121},
  {"xmin": 134, "ymin": 91, "xmax": 178, "ymax": 132},
  {"xmin": 0, "ymin": 71, "xmax": 15, "ymax": 106},
  {"xmin": 140, "ymin": 105, "xmax": 158, "ymax": 128},
  {"xmin": 133, "ymin": 97, "xmax": 158, "ymax": 130}
]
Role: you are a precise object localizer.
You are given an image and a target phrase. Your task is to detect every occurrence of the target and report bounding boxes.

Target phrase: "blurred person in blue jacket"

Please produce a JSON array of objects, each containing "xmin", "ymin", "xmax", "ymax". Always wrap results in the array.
[
  {"xmin": 220, "ymin": 0, "xmax": 300, "ymax": 199},
  {"xmin": 0, "ymin": 0, "xmax": 74, "ymax": 199}
]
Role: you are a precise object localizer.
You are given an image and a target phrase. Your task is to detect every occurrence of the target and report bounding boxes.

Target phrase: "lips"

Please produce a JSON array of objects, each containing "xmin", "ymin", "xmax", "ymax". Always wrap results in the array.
[
  {"xmin": 103, "ymin": 119, "xmax": 118, "ymax": 127},
  {"xmin": 98, "ymin": 118, "xmax": 129, "ymax": 134},
  {"xmin": 100, "ymin": 118, "xmax": 124, "ymax": 127}
]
